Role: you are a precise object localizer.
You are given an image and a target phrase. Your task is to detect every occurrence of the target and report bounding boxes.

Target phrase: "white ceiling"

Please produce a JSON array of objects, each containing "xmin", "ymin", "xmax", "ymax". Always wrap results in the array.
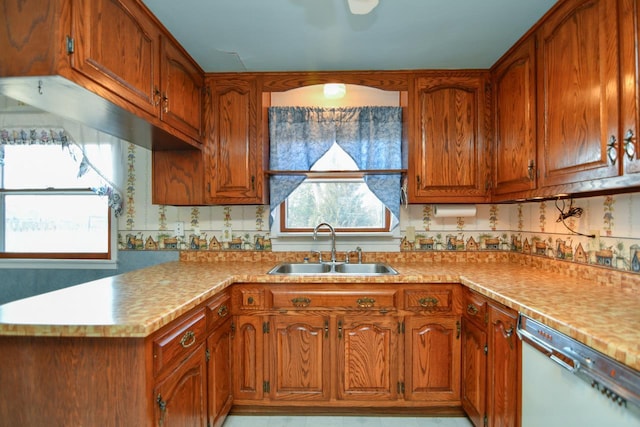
[{"xmin": 142, "ymin": 0, "xmax": 558, "ymax": 73}]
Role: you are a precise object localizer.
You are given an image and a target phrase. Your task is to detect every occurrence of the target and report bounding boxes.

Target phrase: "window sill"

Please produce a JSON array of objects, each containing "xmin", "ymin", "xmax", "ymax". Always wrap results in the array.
[{"xmin": 0, "ymin": 258, "xmax": 118, "ymax": 270}]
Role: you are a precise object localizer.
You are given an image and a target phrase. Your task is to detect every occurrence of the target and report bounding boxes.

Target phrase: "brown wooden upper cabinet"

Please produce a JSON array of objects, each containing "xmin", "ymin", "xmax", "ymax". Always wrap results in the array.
[
  {"xmin": 204, "ymin": 75, "xmax": 268, "ymax": 204},
  {"xmin": 72, "ymin": 0, "xmax": 204, "ymax": 142},
  {"xmin": 159, "ymin": 35, "xmax": 204, "ymax": 141},
  {"xmin": 620, "ymin": 0, "xmax": 640, "ymax": 177},
  {"xmin": 492, "ymin": 36, "xmax": 538, "ymax": 197},
  {"xmin": 0, "ymin": 0, "xmax": 203, "ymax": 150},
  {"xmin": 71, "ymin": 0, "xmax": 161, "ymax": 118},
  {"xmin": 409, "ymin": 73, "xmax": 490, "ymax": 203},
  {"xmin": 536, "ymin": 0, "xmax": 621, "ymax": 188}
]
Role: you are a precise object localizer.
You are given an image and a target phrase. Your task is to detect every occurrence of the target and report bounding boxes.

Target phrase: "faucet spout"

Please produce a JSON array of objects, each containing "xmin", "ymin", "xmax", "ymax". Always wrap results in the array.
[{"xmin": 313, "ymin": 222, "xmax": 337, "ymax": 263}]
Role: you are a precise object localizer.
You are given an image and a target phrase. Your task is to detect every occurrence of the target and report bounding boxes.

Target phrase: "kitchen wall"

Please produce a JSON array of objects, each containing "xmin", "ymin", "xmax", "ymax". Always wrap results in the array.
[{"xmin": 121, "ymin": 141, "xmax": 640, "ymax": 274}]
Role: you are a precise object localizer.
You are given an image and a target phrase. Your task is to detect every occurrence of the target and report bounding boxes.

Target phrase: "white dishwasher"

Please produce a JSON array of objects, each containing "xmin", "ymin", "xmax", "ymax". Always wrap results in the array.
[{"xmin": 518, "ymin": 314, "xmax": 640, "ymax": 427}]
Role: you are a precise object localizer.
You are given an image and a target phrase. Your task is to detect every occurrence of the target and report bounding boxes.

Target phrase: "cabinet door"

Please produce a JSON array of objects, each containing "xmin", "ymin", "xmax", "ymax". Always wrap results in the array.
[
  {"xmin": 410, "ymin": 75, "xmax": 489, "ymax": 202},
  {"xmin": 232, "ymin": 315, "xmax": 265, "ymax": 401},
  {"xmin": 160, "ymin": 35, "xmax": 204, "ymax": 140},
  {"xmin": 493, "ymin": 36, "xmax": 538, "ymax": 196},
  {"xmin": 337, "ymin": 315, "xmax": 399, "ymax": 401},
  {"xmin": 71, "ymin": 0, "xmax": 160, "ymax": 116},
  {"xmin": 487, "ymin": 304, "xmax": 519, "ymax": 427},
  {"xmin": 205, "ymin": 76, "xmax": 266, "ymax": 204},
  {"xmin": 461, "ymin": 317, "xmax": 487, "ymax": 427},
  {"xmin": 153, "ymin": 343, "xmax": 207, "ymax": 427},
  {"xmin": 404, "ymin": 315, "xmax": 461, "ymax": 402},
  {"xmin": 270, "ymin": 315, "xmax": 331, "ymax": 401},
  {"xmin": 537, "ymin": 0, "xmax": 621, "ymax": 187},
  {"xmin": 207, "ymin": 320, "xmax": 233, "ymax": 427},
  {"xmin": 620, "ymin": 0, "xmax": 640, "ymax": 176}
]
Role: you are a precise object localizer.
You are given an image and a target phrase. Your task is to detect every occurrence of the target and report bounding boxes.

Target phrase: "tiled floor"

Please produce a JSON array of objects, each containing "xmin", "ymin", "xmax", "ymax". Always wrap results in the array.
[{"xmin": 222, "ymin": 415, "xmax": 473, "ymax": 427}]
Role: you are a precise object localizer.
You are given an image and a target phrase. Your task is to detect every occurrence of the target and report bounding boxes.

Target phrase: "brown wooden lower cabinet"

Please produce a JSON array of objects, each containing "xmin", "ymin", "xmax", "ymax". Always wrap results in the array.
[
  {"xmin": 461, "ymin": 288, "xmax": 520, "ymax": 427},
  {"xmin": 231, "ymin": 283, "xmax": 465, "ymax": 412},
  {"xmin": 207, "ymin": 318, "xmax": 234, "ymax": 427},
  {"xmin": 404, "ymin": 315, "xmax": 461, "ymax": 403},
  {"xmin": 0, "ymin": 283, "xmax": 521, "ymax": 425},
  {"xmin": 153, "ymin": 342, "xmax": 208, "ymax": 427}
]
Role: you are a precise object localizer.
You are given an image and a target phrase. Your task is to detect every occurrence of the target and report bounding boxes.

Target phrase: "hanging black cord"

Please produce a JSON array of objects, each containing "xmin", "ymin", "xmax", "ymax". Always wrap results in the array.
[{"xmin": 554, "ymin": 197, "xmax": 596, "ymax": 238}]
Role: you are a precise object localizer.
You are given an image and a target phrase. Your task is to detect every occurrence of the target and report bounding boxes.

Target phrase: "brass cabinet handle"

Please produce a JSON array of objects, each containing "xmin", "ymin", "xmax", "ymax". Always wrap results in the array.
[
  {"xmin": 527, "ymin": 159, "xmax": 535, "ymax": 181},
  {"xmin": 162, "ymin": 92, "xmax": 169, "ymax": 113},
  {"xmin": 356, "ymin": 297, "xmax": 376, "ymax": 308},
  {"xmin": 324, "ymin": 320, "xmax": 329, "ymax": 338},
  {"xmin": 467, "ymin": 303, "xmax": 479, "ymax": 316},
  {"xmin": 217, "ymin": 304, "xmax": 229, "ymax": 318},
  {"xmin": 291, "ymin": 297, "xmax": 311, "ymax": 308},
  {"xmin": 179, "ymin": 330, "xmax": 196, "ymax": 348},
  {"xmin": 505, "ymin": 326, "xmax": 514, "ymax": 338},
  {"xmin": 338, "ymin": 320, "xmax": 343, "ymax": 339},
  {"xmin": 419, "ymin": 297, "xmax": 438, "ymax": 309},
  {"xmin": 607, "ymin": 135, "xmax": 618, "ymax": 165},
  {"xmin": 624, "ymin": 129, "xmax": 636, "ymax": 161}
]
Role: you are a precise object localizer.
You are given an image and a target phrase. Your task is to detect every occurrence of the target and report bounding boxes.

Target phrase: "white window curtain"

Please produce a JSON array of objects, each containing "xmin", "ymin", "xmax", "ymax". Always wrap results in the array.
[
  {"xmin": 0, "ymin": 113, "xmax": 125, "ymax": 216},
  {"xmin": 269, "ymin": 106, "xmax": 402, "ymax": 226}
]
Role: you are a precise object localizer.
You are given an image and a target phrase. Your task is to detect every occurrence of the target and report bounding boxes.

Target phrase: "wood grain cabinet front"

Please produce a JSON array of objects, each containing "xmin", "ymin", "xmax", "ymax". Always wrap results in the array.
[
  {"xmin": 536, "ymin": 0, "xmax": 621, "ymax": 188},
  {"xmin": 231, "ymin": 283, "xmax": 468, "ymax": 412},
  {"xmin": 204, "ymin": 75, "xmax": 268, "ymax": 204},
  {"xmin": 153, "ymin": 342, "xmax": 208, "ymax": 427},
  {"xmin": 460, "ymin": 289, "xmax": 519, "ymax": 427},
  {"xmin": 409, "ymin": 73, "xmax": 491, "ymax": 203}
]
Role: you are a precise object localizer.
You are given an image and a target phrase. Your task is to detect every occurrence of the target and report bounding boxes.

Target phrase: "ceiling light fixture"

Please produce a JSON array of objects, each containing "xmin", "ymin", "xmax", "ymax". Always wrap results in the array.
[
  {"xmin": 323, "ymin": 83, "xmax": 346, "ymax": 99},
  {"xmin": 347, "ymin": 0, "xmax": 379, "ymax": 15}
]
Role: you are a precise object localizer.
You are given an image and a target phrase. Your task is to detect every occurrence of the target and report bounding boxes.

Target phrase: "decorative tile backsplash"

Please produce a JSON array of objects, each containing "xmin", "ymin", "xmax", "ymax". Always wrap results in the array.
[{"xmin": 119, "ymin": 143, "xmax": 640, "ymax": 274}]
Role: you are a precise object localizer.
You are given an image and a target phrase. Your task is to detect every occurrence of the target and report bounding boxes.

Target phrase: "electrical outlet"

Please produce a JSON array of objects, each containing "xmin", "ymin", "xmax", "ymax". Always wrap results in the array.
[
  {"xmin": 406, "ymin": 226, "xmax": 416, "ymax": 242},
  {"xmin": 175, "ymin": 221, "xmax": 184, "ymax": 237}
]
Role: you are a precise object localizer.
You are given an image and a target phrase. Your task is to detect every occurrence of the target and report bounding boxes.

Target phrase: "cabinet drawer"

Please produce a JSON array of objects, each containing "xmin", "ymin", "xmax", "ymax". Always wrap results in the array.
[
  {"xmin": 153, "ymin": 308, "xmax": 207, "ymax": 376},
  {"xmin": 462, "ymin": 289, "xmax": 488, "ymax": 327},
  {"xmin": 206, "ymin": 292, "xmax": 231, "ymax": 330},
  {"xmin": 403, "ymin": 285, "xmax": 457, "ymax": 313},
  {"xmin": 271, "ymin": 288, "xmax": 397, "ymax": 310},
  {"xmin": 232, "ymin": 286, "xmax": 267, "ymax": 311}
]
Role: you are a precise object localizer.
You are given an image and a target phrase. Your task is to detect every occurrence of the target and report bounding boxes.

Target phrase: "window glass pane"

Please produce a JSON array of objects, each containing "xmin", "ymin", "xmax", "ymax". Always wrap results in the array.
[
  {"xmin": 285, "ymin": 179, "xmax": 386, "ymax": 229},
  {"xmin": 4, "ymin": 194, "xmax": 109, "ymax": 253},
  {"xmin": 2, "ymin": 144, "xmax": 112, "ymax": 189}
]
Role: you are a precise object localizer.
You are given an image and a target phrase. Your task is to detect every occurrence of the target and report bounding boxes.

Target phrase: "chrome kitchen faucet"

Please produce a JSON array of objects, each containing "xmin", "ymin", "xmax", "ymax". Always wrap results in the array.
[{"xmin": 313, "ymin": 222, "xmax": 337, "ymax": 263}]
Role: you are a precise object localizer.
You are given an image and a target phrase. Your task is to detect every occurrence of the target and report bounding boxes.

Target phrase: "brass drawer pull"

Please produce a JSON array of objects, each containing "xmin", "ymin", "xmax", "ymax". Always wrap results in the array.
[
  {"xmin": 179, "ymin": 330, "xmax": 196, "ymax": 348},
  {"xmin": 291, "ymin": 297, "xmax": 311, "ymax": 308},
  {"xmin": 356, "ymin": 297, "xmax": 376, "ymax": 308},
  {"xmin": 467, "ymin": 303, "xmax": 479, "ymax": 316},
  {"xmin": 419, "ymin": 297, "xmax": 438, "ymax": 309},
  {"xmin": 217, "ymin": 304, "xmax": 229, "ymax": 318}
]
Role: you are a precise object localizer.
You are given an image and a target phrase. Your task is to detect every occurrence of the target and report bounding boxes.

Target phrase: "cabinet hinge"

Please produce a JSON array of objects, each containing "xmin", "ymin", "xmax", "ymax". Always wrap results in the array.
[
  {"xmin": 205, "ymin": 348, "xmax": 210, "ymax": 362},
  {"xmin": 263, "ymin": 381, "xmax": 270, "ymax": 393},
  {"xmin": 398, "ymin": 321, "xmax": 405, "ymax": 334},
  {"xmin": 397, "ymin": 381, "xmax": 405, "ymax": 394},
  {"xmin": 456, "ymin": 320, "xmax": 461, "ymax": 339},
  {"xmin": 263, "ymin": 322, "xmax": 270, "ymax": 334},
  {"xmin": 66, "ymin": 36, "xmax": 75, "ymax": 54},
  {"xmin": 484, "ymin": 344, "xmax": 488, "ymax": 355}
]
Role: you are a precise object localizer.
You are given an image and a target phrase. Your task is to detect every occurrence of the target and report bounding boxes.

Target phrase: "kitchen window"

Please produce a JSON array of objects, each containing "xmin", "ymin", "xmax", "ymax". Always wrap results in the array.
[
  {"xmin": 0, "ymin": 126, "xmax": 123, "ymax": 266},
  {"xmin": 268, "ymin": 106, "xmax": 403, "ymax": 237},
  {"xmin": 280, "ymin": 143, "xmax": 391, "ymax": 232}
]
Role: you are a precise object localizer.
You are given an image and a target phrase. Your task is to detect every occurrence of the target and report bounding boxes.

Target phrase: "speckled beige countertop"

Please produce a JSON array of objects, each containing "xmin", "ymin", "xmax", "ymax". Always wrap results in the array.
[{"xmin": 0, "ymin": 251, "xmax": 638, "ymax": 371}]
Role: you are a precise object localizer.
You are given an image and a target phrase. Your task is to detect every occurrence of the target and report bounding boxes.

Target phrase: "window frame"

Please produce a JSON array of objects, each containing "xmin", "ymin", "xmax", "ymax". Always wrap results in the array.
[
  {"xmin": 0, "ymin": 145, "xmax": 117, "ymax": 268},
  {"xmin": 279, "ymin": 172, "xmax": 392, "ymax": 233}
]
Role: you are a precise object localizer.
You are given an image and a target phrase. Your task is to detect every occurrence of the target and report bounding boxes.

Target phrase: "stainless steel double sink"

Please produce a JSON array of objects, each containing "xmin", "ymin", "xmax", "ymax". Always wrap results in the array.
[{"xmin": 268, "ymin": 262, "xmax": 398, "ymax": 276}]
